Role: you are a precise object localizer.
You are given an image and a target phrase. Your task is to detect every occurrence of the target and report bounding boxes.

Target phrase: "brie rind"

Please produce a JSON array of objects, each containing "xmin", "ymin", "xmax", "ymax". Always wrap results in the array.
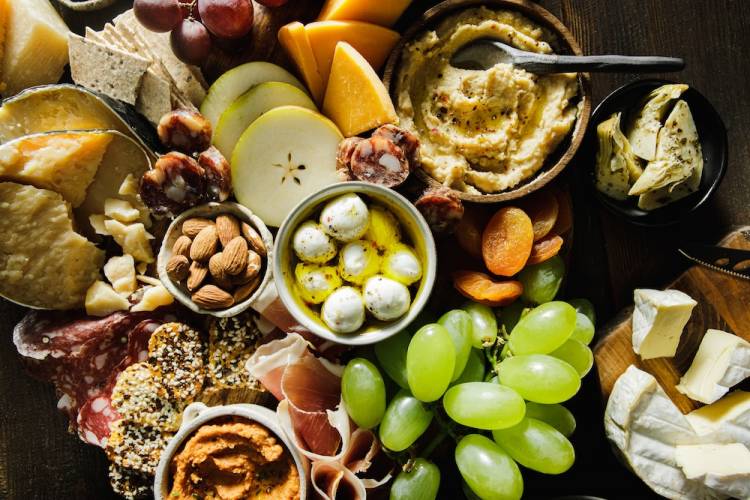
[
  {"xmin": 627, "ymin": 84, "xmax": 688, "ymax": 161},
  {"xmin": 632, "ymin": 289, "xmax": 697, "ymax": 360},
  {"xmin": 677, "ymin": 329, "xmax": 750, "ymax": 404},
  {"xmin": 595, "ymin": 112, "xmax": 643, "ymax": 200},
  {"xmin": 675, "ymin": 443, "xmax": 750, "ymax": 499},
  {"xmin": 687, "ymin": 391, "xmax": 750, "ymax": 445}
]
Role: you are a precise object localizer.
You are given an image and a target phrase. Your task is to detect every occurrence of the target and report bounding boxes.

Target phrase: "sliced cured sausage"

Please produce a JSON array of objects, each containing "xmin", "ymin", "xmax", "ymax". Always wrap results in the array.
[
  {"xmin": 414, "ymin": 186, "xmax": 465, "ymax": 234},
  {"xmin": 336, "ymin": 137, "xmax": 364, "ymax": 181},
  {"xmin": 372, "ymin": 124, "xmax": 421, "ymax": 171},
  {"xmin": 350, "ymin": 136, "xmax": 409, "ymax": 187}
]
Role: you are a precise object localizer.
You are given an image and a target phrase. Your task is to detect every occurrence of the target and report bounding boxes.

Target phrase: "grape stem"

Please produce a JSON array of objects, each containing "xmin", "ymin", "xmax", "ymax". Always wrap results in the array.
[{"xmin": 420, "ymin": 427, "xmax": 450, "ymax": 458}]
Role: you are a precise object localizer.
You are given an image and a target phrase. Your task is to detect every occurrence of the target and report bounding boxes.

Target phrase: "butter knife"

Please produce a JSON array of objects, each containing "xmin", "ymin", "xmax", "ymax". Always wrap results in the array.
[{"xmin": 678, "ymin": 244, "xmax": 750, "ymax": 280}]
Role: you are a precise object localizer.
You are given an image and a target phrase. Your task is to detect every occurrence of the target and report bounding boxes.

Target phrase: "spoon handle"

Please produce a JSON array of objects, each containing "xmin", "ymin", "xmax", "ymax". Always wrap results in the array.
[{"xmin": 516, "ymin": 54, "xmax": 685, "ymax": 74}]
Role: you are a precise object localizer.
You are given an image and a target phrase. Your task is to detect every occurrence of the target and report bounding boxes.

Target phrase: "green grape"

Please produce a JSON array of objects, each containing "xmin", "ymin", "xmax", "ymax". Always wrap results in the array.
[
  {"xmin": 462, "ymin": 481, "xmax": 482, "ymax": 500},
  {"xmin": 438, "ymin": 309, "xmax": 473, "ymax": 380},
  {"xmin": 569, "ymin": 298, "xmax": 596, "ymax": 325},
  {"xmin": 443, "ymin": 382, "xmax": 525, "ymax": 430},
  {"xmin": 379, "ymin": 389, "xmax": 433, "ymax": 452},
  {"xmin": 463, "ymin": 301, "xmax": 498, "ymax": 348},
  {"xmin": 569, "ymin": 312, "xmax": 595, "ymax": 345},
  {"xmin": 524, "ymin": 402, "xmax": 576, "ymax": 437},
  {"xmin": 492, "ymin": 417, "xmax": 575, "ymax": 474},
  {"xmin": 549, "ymin": 338, "xmax": 593, "ymax": 377},
  {"xmin": 452, "ymin": 348, "xmax": 486, "ymax": 385},
  {"xmin": 486, "ymin": 375, "xmax": 498, "ymax": 383},
  {"xmin": 375, "ymin": 330, "xmax": 410, "ymax": 389},
  {"xmin": 390, "ymin": 458, "xmax": 440, "ymax": 500},
  {"xmin": 341, "ymin": 358, "xmax": 386, "ymax": 429},
  {"xmin": 498, "ymin": 301, "xmax": 527, "ymax": 334},
  {"xmin": 407, "ymin": 324, "xmax": 455, "ymax": 402},
  {"xmin": 497, "ymin": 354, "xmax": 580, "ymax": 404},
  {"xmin": 517, "ymin": 255, "xmax": 565, "ymax": 304},
  {"xmin": 455, "ymin": 434, "xmax": 523, "ymax": 500},
  {"xmin": 508, "ymin": 301, "xmax": 576, "ymax": 355}
]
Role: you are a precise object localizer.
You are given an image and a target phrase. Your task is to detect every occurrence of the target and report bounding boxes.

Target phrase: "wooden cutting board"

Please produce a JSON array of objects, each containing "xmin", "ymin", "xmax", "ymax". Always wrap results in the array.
[{"xmin": 594, "ymin": 227, "xmax": 750, "ymax": 414}]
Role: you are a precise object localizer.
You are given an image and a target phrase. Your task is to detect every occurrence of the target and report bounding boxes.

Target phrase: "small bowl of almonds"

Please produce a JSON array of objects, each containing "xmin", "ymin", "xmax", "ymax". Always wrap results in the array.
[{"xmin": 157, "ymin": 202, "xmax": 273, "ymax": 317}]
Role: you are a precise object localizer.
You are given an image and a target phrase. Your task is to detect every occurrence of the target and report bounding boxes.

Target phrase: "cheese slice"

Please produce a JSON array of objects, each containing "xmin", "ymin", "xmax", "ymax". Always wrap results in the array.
[
  {"xmin": 2, "ymin": 0, "xmax": 70, "ymax": 96},
  {"xmin": 305, "ymin": 20, "xmax": 400, "ymax": 88},
  {"xmin": 677, "ymin": 329, "xmax": 750, "ymax": 404},
  {"xmin": 632, "ymin": 289, "xmax": 697, "ymax": 360},
  {"xmin": 323, "ymin": 42, "xmax": 398, "ymax": 137},
  {"xmin": 627, "ymin": 84, "xmax": 688, "ymax": 161},
  {"xmin": 318, "ymin": 0, "xmax": 412, "ymax": 27},
  {"xmin": 675, "ymin": 443, "xmax": 750, "ymax": 499},
  {"xmin": 687, "ymin": 391, "xmax": 750, "ymax": 445},
  {"xmin": 278, "ymin": 22, "xmax": 325, "ymax": 104}
]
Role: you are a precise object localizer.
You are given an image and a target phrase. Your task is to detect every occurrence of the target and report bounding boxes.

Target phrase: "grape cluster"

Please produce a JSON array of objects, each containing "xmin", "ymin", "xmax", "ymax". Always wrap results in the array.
[{"xmin": 341, "ymin": 258, "xmax": 597, "ymax": 499}]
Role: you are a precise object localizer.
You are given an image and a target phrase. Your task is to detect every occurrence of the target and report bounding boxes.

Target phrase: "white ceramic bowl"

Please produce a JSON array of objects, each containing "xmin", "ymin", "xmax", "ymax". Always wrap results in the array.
[
  {"xmin": 274, "ymin": 182, "xmax": 437, "ymax": 346},
  {"xmin": 153, "ymin": 402, "xmax": 309, "ymax": 500},
  {"xmin": 157, "ymin": 202, "xmax": 274, "ymax": 318}
]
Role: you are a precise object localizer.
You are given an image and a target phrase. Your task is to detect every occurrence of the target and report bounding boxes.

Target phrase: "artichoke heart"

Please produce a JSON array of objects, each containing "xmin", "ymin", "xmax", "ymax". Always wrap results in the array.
[
  {"xmin": 626, "ymin": 84, "xmax": 688, "ymax": 161},
  {"xmin": 595, "ymin": 112, "xmax": 642, "ymax": 200}
]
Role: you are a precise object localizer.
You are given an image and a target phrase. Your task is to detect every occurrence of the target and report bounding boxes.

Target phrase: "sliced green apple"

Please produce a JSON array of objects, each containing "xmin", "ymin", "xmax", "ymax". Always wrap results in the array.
[
  {"xmin": 200, "ymin": 62, "xmax": 306, "ymax": 129},
  {"xmin": 213, "ymin": 82, "xmax": 317, "ymax": 159},
  {"xmin": 232, "ymin": 105, "xmax": 343, "ymax": 227}
]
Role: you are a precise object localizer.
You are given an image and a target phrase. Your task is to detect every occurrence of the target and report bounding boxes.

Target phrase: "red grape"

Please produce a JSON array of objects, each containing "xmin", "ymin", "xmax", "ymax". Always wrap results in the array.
[
  {"xmin": 255, "ymin": 0, "xmax": 289, "ymax": 6},
  {"xmin": 170, "ymin": 19, "xmax": 212, "ymax": 65},
  {"xmin": 134, "ymin": 0, "xmax": 184, "ymax": 33},
  {"xmin": 198, "ymin": 0, "xmax": 254, "ymax": 39}
]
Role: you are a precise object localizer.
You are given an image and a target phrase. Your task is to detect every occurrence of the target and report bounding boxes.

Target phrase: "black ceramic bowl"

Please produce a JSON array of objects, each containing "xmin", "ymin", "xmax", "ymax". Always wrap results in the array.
[{"xmin": 581, "ymin": 79, "xmax": 727, "ymax": 226}]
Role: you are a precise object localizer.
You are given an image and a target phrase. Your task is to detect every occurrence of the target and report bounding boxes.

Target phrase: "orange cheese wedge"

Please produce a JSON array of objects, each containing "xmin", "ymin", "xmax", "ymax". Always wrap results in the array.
[
  {"xmin": 318, "ymin": 0, "xmax": 412, "ymax": 27},
  {"xmin": 305, "ymin": 21, "xmax": 399, "ymax": 88},
  {"xmin": 278, "ymin": 22, "xmax": 325, "ymax": 104},
  {"xmin": 323, "ymin": 42, "xmax": 398, "ymax": 137}
]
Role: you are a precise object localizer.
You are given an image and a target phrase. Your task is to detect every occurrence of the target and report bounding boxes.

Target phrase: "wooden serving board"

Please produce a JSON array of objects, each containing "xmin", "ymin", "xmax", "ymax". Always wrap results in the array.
[{"xmin": 594, "ymin": 227, "xmax": 750, "ymax": 414}]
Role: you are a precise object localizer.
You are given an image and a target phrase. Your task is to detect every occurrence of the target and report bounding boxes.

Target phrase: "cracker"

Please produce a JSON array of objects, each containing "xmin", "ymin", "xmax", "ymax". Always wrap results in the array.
[
  {"xmin": 108, "ymin": 463, "xmax": 152, "ymax": 500},
  {"xmin": 136, "ymin": 69, "xmax": 172, "ymax": 126},
  {"xmin": 147, "ymin": 322, "xmax": 205, "ymax": 402},
  {"xmin": 110, "ymin": 363, "xmax": 181, "ymax": 432},
  {"xmin": 106, "ymin": 419, "xmax": 172, "ymax": 476},
  {"xmin": 207, "ymin": 312, "xmax": 265, "ymax": 390}
]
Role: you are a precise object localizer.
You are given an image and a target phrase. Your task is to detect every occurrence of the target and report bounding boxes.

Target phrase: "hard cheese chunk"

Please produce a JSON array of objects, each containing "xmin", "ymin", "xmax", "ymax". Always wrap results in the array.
[
  {"xmin": 278, "ymin": 22, "xmax": 325, "ymax": 104},
  {"xmin": 0, "ymin": 182, "xmax": 104, "ymax": 309},
  {"xmin": 104, "ymin": 219, "xmax": 154, "ymax": 264},
  {"xmin": 675, "ymin": 443, "xmax": 750, "ymax": 499},
  {"xmin": 686, "ymin": 390, "xmax": 750, "ymax": 444},
  {"xmin": 2, "ymin": 0, "xmax": 70, "ymax": 96},
  {"xmin": 318, "ymin": 0, "xmax": 412, "ymax": 27},
  {"xmin": 85, "ymin": 280, "xmax": 130, "ymax": 317},
  {"xmin": 323, "ymin": 42, "xmax": 398, "ymax": 137},
  {"xmin": 130, "ymin": 284, "xmax": 174, "ymax": 312},
  {"xmin": 0, "ymin": 132, "xmax": 112, "ymax": 207},
  {"xmin": 677, "ymin": 329, "xmax": 750, "ymax": 404},
  {"xmin": 305, "ymin": 21, "xmax": 399, "ymax": 88},
  {"xmin": 632, "ymin": 288, "xmax": 697, "ymax": 360},
  {"xmin": 103, "ymin": 254, "xmax": 137, "ymax": 296}
]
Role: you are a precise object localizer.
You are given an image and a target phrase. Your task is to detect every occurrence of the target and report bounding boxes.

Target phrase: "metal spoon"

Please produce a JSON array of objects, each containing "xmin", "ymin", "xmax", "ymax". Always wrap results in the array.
[{"xmin": 450, "ymin": 39, "xmax": 685, "ymax": 73}]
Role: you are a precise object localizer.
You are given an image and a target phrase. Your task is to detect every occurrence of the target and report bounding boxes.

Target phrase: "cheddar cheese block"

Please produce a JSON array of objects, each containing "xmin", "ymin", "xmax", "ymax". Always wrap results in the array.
[{"xmin": 278, "ymin": 22, "xmax": 325, "ymax": 104}]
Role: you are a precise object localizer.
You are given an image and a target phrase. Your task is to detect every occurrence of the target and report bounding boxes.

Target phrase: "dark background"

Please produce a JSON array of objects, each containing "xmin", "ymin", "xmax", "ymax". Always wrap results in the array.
[{"xmin": 1, "ymin": 0, "xmax": 749, "ymax": 498}]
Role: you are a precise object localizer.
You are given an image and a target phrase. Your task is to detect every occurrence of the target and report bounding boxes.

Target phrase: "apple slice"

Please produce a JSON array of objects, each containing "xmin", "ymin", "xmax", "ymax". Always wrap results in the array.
[
  {"xmin": 231, "ymin": 105, "xmax": 343, "ymax": 227},
  {"xmin": 213, "ymin": 82, "xmax": 317, "ymax": 159},
  {"xmin": 200, "ymin": 62, "xmax": 306, "ymax": 129}
]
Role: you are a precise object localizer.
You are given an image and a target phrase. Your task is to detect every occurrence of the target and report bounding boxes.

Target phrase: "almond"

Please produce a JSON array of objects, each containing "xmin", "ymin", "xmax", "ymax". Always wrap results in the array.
[
  {"xmin": 208, "ymin": 252, "xmax": 227, "ymax": 280},
  {"xmin": 166, "ymin": 255, "xmax": 190, "ymax": 281},
  {"xmin": 172, "ymin": 235, "xmax": 192, "ymax": 258},
  {"xmin": 222, "ymin": 236, "xmax": 248, "ymax": 275},
  {"xmin": 192, "ymin": 285, "xmax": 234, "ymax": 310},
  {"xmin": 233, "ymin": 275, "xmax": 261, "ymax": 303},
  {"xmin": 187, "ymin": 261, "xmax": 208, "ymax": 291},
  {"xmin": 190, "ymin": 225, "xmax": 219, "ymax": 262},
  {"xmin": 241, "ymin": 222, "xmax": 266, "ymax": 257},
  {"xmin": 232, "ymin": 250, "xmax": 262, "ymax": 284},
  {"xmin": 216, "ymin": 214, "xmax": 241, "ymax": 247},
  {"xmin": 182, "ymin": 217, "xmax": 214, "ymax": 238}
]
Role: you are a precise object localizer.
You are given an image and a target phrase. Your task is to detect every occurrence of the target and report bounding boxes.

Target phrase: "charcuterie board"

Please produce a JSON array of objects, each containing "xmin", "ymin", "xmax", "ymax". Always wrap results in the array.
[{"xmin": 594, "ymin": 226, "xmax": 750, "ymax": 413}]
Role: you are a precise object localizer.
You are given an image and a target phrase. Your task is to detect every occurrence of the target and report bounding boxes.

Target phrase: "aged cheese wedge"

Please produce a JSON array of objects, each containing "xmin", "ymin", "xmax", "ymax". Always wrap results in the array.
[
  {"xmin": 675, "ymin": 443, "xmax": 750, "ymax": 499},
  {"xmin": 0, "ymin": 132, "xmax": 112, "ymax": 207},
  {"xmin": 687, "ymin": 391, "xmax": 750, "ymax": 444},
  {"xmin": 305, "ymin": 21, "xmax": 400, "ymax": 88},
  {"xmin": 85, "ymin": 280, "xmax": 130, "ymax": 317},
  {"xmin": 627, "ymin": 84, "xmax": 688, "ymax": 161},
  {"xmin": 632, "ymin": 289, "xmax": 697, "ymax": 360},
  {"xmin": 318, "ymin": 0, "xmax": 412, "ymax": 27},
  {"xmin": 278, "ymin": 22, "xmax": 325, "ymax": 104},
  {"xmin": 323, "ymin": 42, "xmax": 398, "ymax": 137},
  {"xmin": 594, "ymin": 112, "xmax": 642, "ymax": 200},
  {"xmin": 1, "ymin": 0, "xmax": 71, "ymax": 96},
  {"xmin": 677, "ymin": 329, "xmax": 750, "ymax": 405},
  {"xmin": 0, "ymin": 182, "xmax": 104, "ymax": 310}
]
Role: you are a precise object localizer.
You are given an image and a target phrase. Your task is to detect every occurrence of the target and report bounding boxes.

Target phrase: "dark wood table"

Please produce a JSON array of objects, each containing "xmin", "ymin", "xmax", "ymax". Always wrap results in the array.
[{"xmin": 1, "ymin": 0, "xmax": 748, "ymax": 498}]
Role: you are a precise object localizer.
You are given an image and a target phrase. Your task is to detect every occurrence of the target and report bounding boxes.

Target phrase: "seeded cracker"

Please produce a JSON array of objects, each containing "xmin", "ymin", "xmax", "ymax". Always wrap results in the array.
[
  {"xmin": 110, "ymin": 363, "xmax": 181, "ymax": 432},
  {"xmin": 207, "ymin": 312, "xmax": 265, "ymax": 390},
  {"xmin": 106, "ymin": 419, "xmax": 172, "ymax": 476},
  {"xmin": 108, "ymin": 462, "xmax": 152, "ymax": 500},
  {"xmin": 147, "ymin": 323, "xmax": 205, "ymax": 402}
]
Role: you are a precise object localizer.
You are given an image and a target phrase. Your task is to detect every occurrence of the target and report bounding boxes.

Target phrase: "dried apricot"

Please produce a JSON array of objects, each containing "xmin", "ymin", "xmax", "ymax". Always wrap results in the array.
[
  {"xmin": 520, "ymin": 192, "xmax": 559, "ymax": 241},
  {"xmin": 482, "ymin": 207, "xmax": 534, "ymax": 276},
  {"xmin": 551, "ymin": 189, "xmax": 573, "ymax": 236},
  {"xmin": 453, "ymin": 271, "xmax": 523, "ymax": 307},
  {"xmin": 455, "ymin": 206, "xmax": 488, "ymax": 260},
  {"xmin": 527, "ymin": 234, "xmax": 564, "ymax": 265}
]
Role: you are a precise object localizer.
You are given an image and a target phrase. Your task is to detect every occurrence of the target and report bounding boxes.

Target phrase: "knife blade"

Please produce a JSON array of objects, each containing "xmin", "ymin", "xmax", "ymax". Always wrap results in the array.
[{"xmin": 678, "ymin": 243, "xmax": 750, "ymax": 280}]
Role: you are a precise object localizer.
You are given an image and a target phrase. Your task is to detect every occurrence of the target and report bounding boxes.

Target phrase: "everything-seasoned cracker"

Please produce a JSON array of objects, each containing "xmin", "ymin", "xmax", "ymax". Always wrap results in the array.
[
  {"xmin": 108, "ymin": 462, "xmax": 152, "ymax": 500},
  {"xmin": 207, "ymin": 312, "xmax": 266, "ymax": 390},
  {"xmin": 106, "ymin": 419, "xmax": 172, "ymax": 476},
  {"xmin": 147, "ymin": 322, "xmax": 205, "ymax": 402},
  {"xmin": 110, "ymin": 363, "xmax": 181, "ymax": 432}
]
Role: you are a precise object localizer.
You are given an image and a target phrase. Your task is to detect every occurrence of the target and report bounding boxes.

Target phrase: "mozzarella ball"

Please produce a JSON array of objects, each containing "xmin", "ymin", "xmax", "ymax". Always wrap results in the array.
[
  {"xmin": 321, "ymin": 286, "xmax": 366, "ymax": 333},
  {"xmin": 365, "ymin": 204, "xmax": 401, "ymax": 249},
  {"xmin": 382, "ymin": 243, "xmax": 422, "ymax": 285},
  {"xmin": 293, "ymin": 221, "xmax": 337, "ymax": 263},
  {"xmin": 363, "ymin": 275, "xmax": 411, "ymax": 321},
  {"xmin": 338, "ymin": 240, "xmax": 381, "ymax": 285},
  {"xmin": 294, "ymin": 263, "xmax": 342, "ymax": 304},
  {"xmin": 319, "ymin": 193, "xmax": 370, "ymax": 242}
]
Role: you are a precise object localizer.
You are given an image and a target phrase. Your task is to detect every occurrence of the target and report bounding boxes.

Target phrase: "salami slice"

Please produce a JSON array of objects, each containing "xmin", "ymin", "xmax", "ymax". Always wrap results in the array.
[
  {"xmin": 372, "ymin": 124, "xmax": 421, "ymax": 171},
  {"xmin": 336, "ymin": 137, "xmax": 363, "ymax": 181},
  {"xmin": 350, "ymin": 136, "xmax": 410, "ymax": 187},
  {"xmin": 414, "ymin": 186, "xmax": 465, "ymax": 235}
]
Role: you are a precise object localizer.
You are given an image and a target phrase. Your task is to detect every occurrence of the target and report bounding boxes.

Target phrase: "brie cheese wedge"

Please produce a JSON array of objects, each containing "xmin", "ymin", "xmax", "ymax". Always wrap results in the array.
[
  {"xmin": 632, "ymin": 289, "xmax": 697, "ymax": 360},
  {"xmin": 677, "ymin": 329, "xmax": 750, "ymax": 404},
  {"xmin": 687, "ymin": 390, "xmax": 750, "ymax": 445},
  {"xmin": 675, "ymin": 443, "xmax": 750, "ymax": 499},
  {"xmin": 627, "ymin": 84, "xmax": 688, "ymax": 161}
]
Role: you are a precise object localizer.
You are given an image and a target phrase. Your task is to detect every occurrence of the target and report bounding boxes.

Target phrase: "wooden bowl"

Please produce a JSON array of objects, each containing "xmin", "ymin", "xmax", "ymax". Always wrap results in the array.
[{"xmin": 383, "ymin": 0, "xmax": 592, "ymax": 203}]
